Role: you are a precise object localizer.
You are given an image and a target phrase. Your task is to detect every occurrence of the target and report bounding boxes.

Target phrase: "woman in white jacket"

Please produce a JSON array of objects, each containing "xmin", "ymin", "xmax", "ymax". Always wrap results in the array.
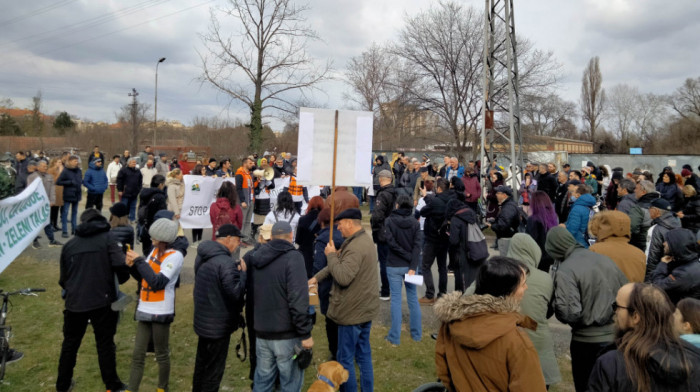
[{"xmin": 106, "ymin": 155, "xmax": 122, "ymax": 205}]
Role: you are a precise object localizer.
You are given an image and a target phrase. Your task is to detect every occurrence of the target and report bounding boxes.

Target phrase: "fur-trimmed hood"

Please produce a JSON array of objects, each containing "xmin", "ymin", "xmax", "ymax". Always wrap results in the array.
[{"xmin": 434, "ymin": 292, "xmax": 536, "ymax": 349}]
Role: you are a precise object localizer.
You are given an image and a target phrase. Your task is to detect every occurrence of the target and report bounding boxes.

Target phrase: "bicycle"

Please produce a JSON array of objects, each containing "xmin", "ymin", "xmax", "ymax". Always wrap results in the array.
[{"xmin": 0, "ymin": 287, "xmax": 45, "ymax": 382}]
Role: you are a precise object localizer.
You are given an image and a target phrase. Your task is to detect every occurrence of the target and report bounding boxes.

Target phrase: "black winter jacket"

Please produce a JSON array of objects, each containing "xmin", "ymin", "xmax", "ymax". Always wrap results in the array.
[
  {"xmin": 193, "ymin": 240, "xmax": 247, "ymax": 339},
  {"xmin": 588, "ymin": 341, "xmax": 700, "ymax": 392},
  {"xmin": 312, "ymin": 226, "xmax": 344, "ymax": 315},
  {"xmin": 383, "ymin": 208, "xmax": 422, "ymax": 270},
  {"xmin": 526, "ymin": 218, "xmax": 555, "ymax": 272},
  {"xmin": 138, "ymin": 187, "xmax": 168, "ymax": 241},
  {"xmin": 56, "ymin": 166, "xmax": 83, "ymax": 203},
  {"xmin": 59, "ymin": 217, "xmax": 129, "ymax": 312},
  {"xmin": 295, "ymin": 208, "xmax": 321, "ymax": 278},
  {"xmin": 449, "ymin": 206, "xmax": 489, "ymax": 266},
  {"xmin": 116, "ymin": 166, "xmax": 143, "ymax": 198},
  {"xmin": 420, "ymin": 189, "xmax": 457, "ymax": 242},
  {"xmin": 536, "ymin": 172, "xmax": 557, "ymax": 202},
  {"xmin": 491, "ymin": 196, "xmax": 520, "ymax": 239},
  {"xmin": 646, "ymin": 212, "xmax": 682, "ymax": 280},
  {"xmin": 111, "ymin": 225, "xmax": 134, "ymax": 253},
  {"xmin": 650, "ymin": 228, "xmax": 700, "ymax": 304},
  {"xmin": 681, "ymin": 195, "xmax": 700, "ymax": 232},
  {"xmin": 370, "ymin": 184, "xmax": 396, "ymax": 243},
  {"xmin": 250, "ymin": 239, "xmax": 312, "ymax": 340}
]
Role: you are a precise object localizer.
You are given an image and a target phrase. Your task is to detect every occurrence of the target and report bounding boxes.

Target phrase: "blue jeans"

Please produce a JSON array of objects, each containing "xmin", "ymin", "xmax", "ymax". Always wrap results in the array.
[
  {"xmin": 369, "ymin": 195, "xmax": 376, "ymax": 213},
  {"xmin": 337, "ymin": 321, "xmax": 373, "ymax": 392},
  {"xmin": 386, "ymin": 266, "xmax": 422, "ymax": 345},
  {"xmin": 253, "ymin": 337, "xmax": 304, "ymax": 392},
  {"xmin": 352, "ymin": 187, "xmax": 364, "ymax": 205},
  {"xmin": 376, "ymin": 243, "xmax": 390, "ymax": 297},
  {"xmin": 44, "ymin": 222, "xmax": 55, "ymax": 242},
  {"xmin": 122, "ymin": 196, "xmax": 138, "ymax": 221},
  {"xmin": 61, "ymin": 201, "xmax": 78, "ymax": 235}
]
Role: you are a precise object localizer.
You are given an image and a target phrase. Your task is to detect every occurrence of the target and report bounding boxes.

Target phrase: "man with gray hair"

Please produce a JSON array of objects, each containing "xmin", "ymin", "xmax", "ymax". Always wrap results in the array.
[
  {"xmin": 28, "ymin": 160, "xmax": 63, "ymax": 248},
  {"xmin": 445, "ymin": 157, "xmax": 464, "ymax": 181},
  {"xmin": 628, "ymin": 180, "xmax": 659, "ymax": 251},
  {"xmin": 615, "ymin": 178, "xmax": 637, "ymax": 214}
]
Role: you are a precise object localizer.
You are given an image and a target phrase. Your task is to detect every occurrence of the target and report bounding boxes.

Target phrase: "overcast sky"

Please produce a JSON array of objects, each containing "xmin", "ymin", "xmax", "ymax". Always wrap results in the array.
[{"xmin": 1, "ymin": 0, "xmax": 698, "ymax": 131}]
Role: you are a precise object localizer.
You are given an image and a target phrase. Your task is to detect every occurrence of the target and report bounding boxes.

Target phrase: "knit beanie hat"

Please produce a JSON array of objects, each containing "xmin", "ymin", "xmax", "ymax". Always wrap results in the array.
[
  {"xmin": 149, "ymin": 218, "xmax": 178, "ymax": 243},
  {"xmin": 545, "ymin": 226, "xmax": 579, "ymax": 261}
]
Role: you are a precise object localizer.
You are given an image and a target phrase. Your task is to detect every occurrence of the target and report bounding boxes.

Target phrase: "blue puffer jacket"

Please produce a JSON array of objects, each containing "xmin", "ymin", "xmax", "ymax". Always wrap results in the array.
[
  {"xmin": 565, "ymin": 193, "xmax": 597, "ymax": 248},
  {"xmin": 83, "ymin": 160, "xmax": 108, "ymax": 195}
]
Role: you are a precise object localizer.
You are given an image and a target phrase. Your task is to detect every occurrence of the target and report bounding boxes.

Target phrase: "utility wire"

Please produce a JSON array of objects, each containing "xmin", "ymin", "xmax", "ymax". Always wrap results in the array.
[{"xmin": 0, "ymin": 0, "xmax": 79, "ymax": 28}]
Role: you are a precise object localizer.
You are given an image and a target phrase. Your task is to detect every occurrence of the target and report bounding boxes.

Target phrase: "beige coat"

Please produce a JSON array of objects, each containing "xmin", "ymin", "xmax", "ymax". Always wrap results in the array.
[
  {"xmin": 166, "ymin": 177, "xmax": 185, "ymax": 215},
  {"xmin": 48, "ymin": 165, "xmax": 63, "ymax": 206},
  {"xmin": 589, "ymin": 211, "xmax": 646, "ymax": 283},
  {"xmin": 315, "ymin": 228, "xmax": 379, "ymax": 326}
]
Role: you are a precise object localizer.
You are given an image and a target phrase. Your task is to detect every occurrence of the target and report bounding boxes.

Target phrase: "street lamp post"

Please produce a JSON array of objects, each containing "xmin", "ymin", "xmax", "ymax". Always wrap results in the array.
[{"xmin": 154, "ymin": 57, "xmax": 166, "ymax": 148}]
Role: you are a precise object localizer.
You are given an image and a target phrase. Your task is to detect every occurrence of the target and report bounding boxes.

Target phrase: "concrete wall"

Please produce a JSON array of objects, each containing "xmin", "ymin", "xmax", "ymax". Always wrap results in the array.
[{"xmin": 569, "ymin": 154, "xmax": 699, "ymax": 175}]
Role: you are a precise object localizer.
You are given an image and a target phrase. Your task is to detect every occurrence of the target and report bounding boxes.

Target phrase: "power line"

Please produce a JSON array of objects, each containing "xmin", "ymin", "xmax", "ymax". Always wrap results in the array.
[
  {"xmin": 0, "ymin": 0, "xmax": 171, "ymax": 50},
  {"xmin": 0, "ymin": 0, "xmax": 79, "ymax": 28}
]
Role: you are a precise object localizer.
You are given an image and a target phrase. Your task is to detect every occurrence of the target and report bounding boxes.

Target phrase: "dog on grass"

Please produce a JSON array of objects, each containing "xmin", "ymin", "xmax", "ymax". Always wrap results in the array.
[{"xmin": 307, "ymin": 361, "xmax": 349, "ymax": 392}]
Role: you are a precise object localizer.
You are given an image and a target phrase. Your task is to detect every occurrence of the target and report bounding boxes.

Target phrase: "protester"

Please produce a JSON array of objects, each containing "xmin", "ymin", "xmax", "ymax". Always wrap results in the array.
[
  {"xmin": 657, "ymin": 170, "xmax": 683, "ymax": 211},
  {"xmin": 312, "ymin": 208, "xmax": 344, "ymax": 360},
  {"xmin": 309, "ymin": 208, "xmax": 379, "ymax": 392},
  {"xmin": 295, "ymin": 196, "xmax": 324, "ymax": 277},
  {"xmin": 537, "ymin": 163, "xmax": 557, "ymax": 202},
  {"xmin": 166, "ymin": 168, "xmax": 184, "ymax": 221},
  {"xmin": 264, "ymin": 191, "xmax": 300, "ymax": 238},
  {"xmin": 56, "ymin": 155, "xmax": 83, "ymax": 238},
  {"xmin": 434, "ymin": 257, "xmax": 547, "ymax": 391},
  {"xmin": 235, "ymin": 157, "xmax": 255, "ymax": 245},
  {"xmin": 209, "ymin": 181, "xmax": 243, "ymax": 240},
  {"xmin": 448, "ymin": 199, "xmax": 488, "ymax": 290},
  {"xmin": 646, "ymin": 198, "xmax": 682, "ymax": 279},
  {"xmin": 519, "ymin": 171, "xmax": 537, "ymax": 209},
  {"xmin": 87, "ymin": 145, "xmax": 105, "ymax": 164},
  {"xmin": 192, "ymin": 224, "xmax": 247, "ymax": 391},
  {"xmin": 252, "ymin": 165, "xmax": 275, "ymax": 241},
  {"xmin": 681, "ymin": 167, "xmax": 700, "ymax": 192},
  {"xmin": 117, "ymin": 158, "xmax": 144, "ymax": 222},
  {"xmin": 106, "ymin": 155, "xmax": 122, "ymax": 205},
  {"xmin": 287, "ymin": 167, "xmax": 308, "ymax": 213},
  {"xmin": 676, "ymin": 298, "xmax": 700, "ymax": 348},
  {"xmin": 83, "ymin": 158, "xmax": 108, "ymax": 211},
  {"xmin": 125, "ymin": 218, "xmax": 183, "ymax": 392},
  {"xmin": 138, "ymin": 174, "xmax": 168, "ymax": 255},
  {"xmin": 485, "ymin": 185, "xmax": 519, "ymax": 252},
  {"xmin": 419, "ymin": 179, "xmax": 455, "ymax": 304},
  {"xmin": 445, "ymin": 157, "xmax": 464, "ymax": 181},
  {"xmin": 13, "ymin": 150, "xmax": 29, "ymax": 194},
  {"xmin": 156, "ymin": 154, "xmax": 170, "ymax": 177},
  {"xmin": 546, "ymin": 226, "xmax": 628, "ymax": 392},
  {"xmin": 628, "ymin": 180, "xmax": 659, "ymax": 251},
  {"xmin": 615, "ymin": 178, "xmax": 637, "ymax": 214},
  {"xmin": 564, "ymin": 184, "xmax": 596, "ymax": 248},
  {"xmin": 120, "ymin": 150, "xmax": 132, "ymax": 167},
  {"xmin": 604, "ymin": 170, "xmax": 623, "ymax": 210},
  {"xmin": 588, "ymin": 211, "xmax": 646, "ymax": 283},
  {"xmin": 28, "ymin": 160, "xmax": 62, "ymax": 248},
  {"xmin": 109, "ymin": 202, "xmax": 134, "ymax": 254},
  {"xmin": 251, "ymin": 221, "xmax": 313, "ymax": 391},
  {"xmin": 554, "ymin": 172, "xmax": 570, "ymax": 223},
  {"xmin": 461, "ymin": 166, "xmax": 481, "ymax": 212},
  {"xmin": 650, "ymin": 228, "xmax": 700, "ymax": 304},
  {"xmin": 370, "ymin": 169, "xmax": 397, "ymax": 300},
  {"xmin": 525, "ymin": 191, "xmax": 559, "ymax": 272},
  {"xmin": 383, "ymin": 195, "xmax": 422, "ymax": 346},
  {"xmin": 485, "ymin": 171, "xmax": 504, "ymax": 220},
  {"xmin": 323, "ymin": 186, "xmax": 360, "ymax": 215},
  {"xmin": 588, "ymin": 283, "xmax": 700, "ymax": 391},
  {"xmin": 48, "ymin": 157, "xmax": 64, "ymax": 232},
  {"xmin": 678, "ymin": 185, "xmax": 700, "ymax": 234},
  {"xmin": 57, "ymin": 209, "xmax": 130, "ymax": 392},
  {"xmin": 140, "ymin": 159, "xmax": 158, "ymax": 188}
]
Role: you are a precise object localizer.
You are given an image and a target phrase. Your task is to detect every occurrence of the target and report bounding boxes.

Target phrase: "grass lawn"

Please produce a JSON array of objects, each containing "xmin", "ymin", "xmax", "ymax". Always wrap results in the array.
[{"xmin": 1, "ymin": 242, "xmax": 574, "ymax": 391}]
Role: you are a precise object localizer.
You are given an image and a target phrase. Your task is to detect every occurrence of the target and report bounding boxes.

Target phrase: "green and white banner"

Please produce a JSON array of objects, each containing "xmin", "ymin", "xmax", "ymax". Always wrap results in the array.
[{"xmin": 0, "ymin": 178, "xmax": 50, "ymax": 274}]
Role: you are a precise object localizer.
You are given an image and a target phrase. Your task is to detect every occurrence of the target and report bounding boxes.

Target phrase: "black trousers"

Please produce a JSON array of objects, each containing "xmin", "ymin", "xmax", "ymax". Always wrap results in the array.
[
  {"xmin": 449, "ymin": 246, "xmax": 463, "ymax": 292},
  {"xmin": 56, "ymin": 306, "xmax": 122, "ymax": 391},
  {"xmin": 192, "ymin": 228, "xmax": 203, "ymax": 243},
  {"xmin": 570, "ymin": 340, "xmax": 609, "ymax": 392},
  {"xmin": 85, "ymin": 192, "xmax": 103, "ymax": 211},
  {"xmin": 51, "ymin": 205, "xmax": 61, "ymax": 228},
  {"xmin": 192, "ymin": 335, "xmax": 231, "ymax": 392},
  {"xmin": 421, "ymin": 240, "xmax": 448, "ymax": 299}
]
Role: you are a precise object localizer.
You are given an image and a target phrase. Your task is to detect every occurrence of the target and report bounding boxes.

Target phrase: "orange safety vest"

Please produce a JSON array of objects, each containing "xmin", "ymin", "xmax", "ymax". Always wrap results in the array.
[
  {"xmin": 140, "ymin": 249, "xmax": 177, "ymax": 303},
  {"xmin": 288, "ymin": 176, "xmax": 304, "ymax": 197}
]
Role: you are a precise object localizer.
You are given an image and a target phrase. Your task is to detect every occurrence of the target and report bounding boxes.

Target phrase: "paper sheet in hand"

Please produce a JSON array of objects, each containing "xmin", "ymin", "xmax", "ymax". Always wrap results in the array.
[{"xmin": 405, "ymin": 274, "xmax": 424, "ymax": 286}]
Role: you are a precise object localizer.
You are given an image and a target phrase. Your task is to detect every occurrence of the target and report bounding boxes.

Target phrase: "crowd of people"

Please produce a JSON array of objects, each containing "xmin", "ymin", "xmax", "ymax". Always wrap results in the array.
[{"xmin": 3, "ymin": 145, "xmax": 700, "ymax": 391}]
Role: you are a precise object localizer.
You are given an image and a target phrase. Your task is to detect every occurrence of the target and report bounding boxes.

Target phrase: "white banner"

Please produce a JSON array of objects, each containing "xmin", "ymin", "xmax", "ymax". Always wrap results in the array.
[
  {"xmin": 297, "ymin": 107, "xmax": 374, "ymax": 187},
  {"xmin": 179, "ymin": 176, "xmax": 235, "ymax": 229},
  {"xmin": 179, "ymin": 176, "xmax": 295, "ymax": 228},
  {"xmin": 0, "ymin": 178, "xmax": 50, "ymax": 274}
]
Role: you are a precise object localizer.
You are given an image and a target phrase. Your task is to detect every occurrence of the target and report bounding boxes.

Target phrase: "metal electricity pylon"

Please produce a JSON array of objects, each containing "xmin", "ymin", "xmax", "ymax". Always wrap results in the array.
[{"xmin": 480, "ymin": 0, "xmax": 524, "ymax": 191}]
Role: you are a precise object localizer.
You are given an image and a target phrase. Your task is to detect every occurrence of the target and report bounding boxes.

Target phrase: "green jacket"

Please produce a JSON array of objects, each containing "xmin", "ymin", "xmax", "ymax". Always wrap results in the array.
[
  {"xmin": 315, "ymin": 228, "xmax": 379, "ymax": 325},
  {"xmin": 506, "ymin": 234, "xmax": 562, "ymax": 385}
]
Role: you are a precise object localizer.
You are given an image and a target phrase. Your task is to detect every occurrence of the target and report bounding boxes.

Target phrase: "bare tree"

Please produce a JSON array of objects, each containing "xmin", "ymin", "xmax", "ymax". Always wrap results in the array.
[
  {"xmin": 344, "ymin": 43, "xmax": 394, "ymax": 112},
  {"xmin": 580, "ymin": 56, "xmax": 605, "ymax": 142},
  {"xmin": 393, "ymin": 1, "xmax": 558, "ymax": 160},
  {"xmin": 199, "ymin": 0, "xmax": 331, "ymax": 154},
  {"xmin": 669, "ymin": 76, "xmax": 700, "ymax": 121},
  {"xmin": 607, "ymin": 84, "xmax": 637, "ymax": 148},
  {"xmin": 520, "ymin": 93, "xmax": 577, "ymax": 137}
]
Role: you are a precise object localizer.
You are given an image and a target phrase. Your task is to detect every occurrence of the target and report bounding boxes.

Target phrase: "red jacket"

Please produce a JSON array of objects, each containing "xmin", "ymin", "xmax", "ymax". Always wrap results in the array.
[
  {"xmin": 461, "ymin": 174, "xmax": 481, "ymax": 203},
  {"xmin": 210, "ymin": 198, "xmax": 243, "ymax": 240}
]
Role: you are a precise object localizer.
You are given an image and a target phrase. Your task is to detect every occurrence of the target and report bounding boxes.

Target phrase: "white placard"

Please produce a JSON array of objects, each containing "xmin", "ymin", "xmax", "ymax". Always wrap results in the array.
[
  {"xmin": 179, "ymin": 175, "xmax": 235, "ymax": 229},
  {"xmin": 0, "ymin": 178, "xmax": 50, "ymax": 273},
  {"xmin": 296, "ymin": 107, "xmax": 374, "ymax": 187},
  {"xmin": 405, "ymin": 274, "xmax": 424, "ymax": 286}
]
